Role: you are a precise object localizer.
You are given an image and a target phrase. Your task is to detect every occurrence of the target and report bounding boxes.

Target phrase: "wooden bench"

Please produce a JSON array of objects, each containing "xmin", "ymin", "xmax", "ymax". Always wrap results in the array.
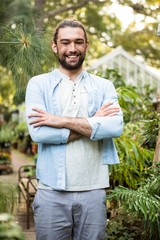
[{"xmin": 18, "ymin": 165, "xmax": 37, "ymax": 229}]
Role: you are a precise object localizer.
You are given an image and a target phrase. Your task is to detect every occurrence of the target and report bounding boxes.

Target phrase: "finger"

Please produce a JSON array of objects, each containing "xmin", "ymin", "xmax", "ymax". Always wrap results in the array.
[
  {"xmin": 100, "ymin": 102, "xmax": 113, "ymax": 110},
  {"xmin": 106, "ymin": 113, "xmax": 118, "ymax": 117},
  {"xmin": 29, "ymin": 118, "xmax": 44, "ymax": 125},
  {"xmin": 102, "ymin": 107, "xmax": 119, "ymax": 113},
  {"xmin": 32, "ymin": 122, "xmax": 44, "ymax": 127},
  {"xmin": 101, "ymin": 108, "xmax": 119, "ymax": 116},
  {"xmin": 32, "ymin": 107, "xmax": 45, "ymax": 113},
  {"xmin": 28, "ymin": 113, "xmax": 43, "ymax": 118}
]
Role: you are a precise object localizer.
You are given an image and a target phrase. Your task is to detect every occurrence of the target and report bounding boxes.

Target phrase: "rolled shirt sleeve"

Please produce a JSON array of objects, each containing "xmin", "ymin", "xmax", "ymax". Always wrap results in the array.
[
  {"xmin": 87, "ymin": 79, "xmax": 123, "ymax": 140},
  {"xmin": 87, "ymin": 115, "xmax": 123, "ymax": 140}
]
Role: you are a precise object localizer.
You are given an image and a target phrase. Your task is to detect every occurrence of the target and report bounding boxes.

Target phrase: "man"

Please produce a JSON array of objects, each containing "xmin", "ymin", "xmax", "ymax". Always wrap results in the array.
[{"xmin": 25, "ymin": 18, "xmax": 123, "ymax": 240}]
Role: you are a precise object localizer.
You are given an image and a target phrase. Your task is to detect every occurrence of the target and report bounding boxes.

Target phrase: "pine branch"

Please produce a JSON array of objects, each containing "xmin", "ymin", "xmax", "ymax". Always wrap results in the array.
[
  {"xmin": 0, "ymin": 42, "xmax": 21, "ymax": 44},
  {"xmin": 0, "ymin": 22, "xmax": 50, "ymax": 89}
]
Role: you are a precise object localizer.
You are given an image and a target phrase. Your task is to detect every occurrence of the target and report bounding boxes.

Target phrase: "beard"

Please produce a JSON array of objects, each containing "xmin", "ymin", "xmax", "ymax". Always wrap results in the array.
[{"xmin": 57, "ymin": 52, "xmax": 86, "ymax": 70}]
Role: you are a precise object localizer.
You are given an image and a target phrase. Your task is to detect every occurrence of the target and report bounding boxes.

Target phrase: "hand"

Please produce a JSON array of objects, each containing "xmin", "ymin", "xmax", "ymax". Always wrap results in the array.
[
  {"xmin": 68, "ymin": 130, "xmax": 82, "ymax": 143},
  {"xmin": 28, "ymin": 108, "xmax": 64, "ymax": 128},
  {"xmin": 94, "ymin": 102, "xmax": 120, "ymax": 117}
]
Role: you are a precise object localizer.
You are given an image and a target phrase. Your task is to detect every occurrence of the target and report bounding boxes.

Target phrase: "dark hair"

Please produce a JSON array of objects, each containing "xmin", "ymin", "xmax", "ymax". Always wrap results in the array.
[{"xmin": 53, "ymin": 18, "xmax": 88, "ymax": 44}]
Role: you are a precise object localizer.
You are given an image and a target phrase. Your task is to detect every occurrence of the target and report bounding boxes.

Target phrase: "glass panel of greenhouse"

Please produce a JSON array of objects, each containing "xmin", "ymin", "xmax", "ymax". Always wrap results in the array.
[{"xmin": 90, "ymin": 46, "xmax": 160, "ymax": 100}]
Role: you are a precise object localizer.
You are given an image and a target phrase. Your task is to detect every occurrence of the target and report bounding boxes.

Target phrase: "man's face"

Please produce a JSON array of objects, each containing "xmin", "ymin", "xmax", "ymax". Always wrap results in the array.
[{"xmin": 52, "ymin": 27, "xmax": 88, "ymax": 70}]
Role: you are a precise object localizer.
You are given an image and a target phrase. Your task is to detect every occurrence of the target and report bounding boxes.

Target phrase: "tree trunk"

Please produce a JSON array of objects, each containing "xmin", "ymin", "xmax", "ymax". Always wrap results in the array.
[
  {"xmin": 34, "ymin": 0, "xmax": 46, "ymax": 30},
  {"xmin": 153, "ymin": 130, "xmax": 160, "ymax": 164},
  {"xmin": 153, "ymin": 94, "xmax": 160, "ymax": 165}
]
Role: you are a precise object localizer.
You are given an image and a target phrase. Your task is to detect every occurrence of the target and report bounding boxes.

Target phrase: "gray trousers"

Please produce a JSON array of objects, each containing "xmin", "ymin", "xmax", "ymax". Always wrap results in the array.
[{"xmin": 32, "ymin": 189, "xmax": 107, "ymax": 240}]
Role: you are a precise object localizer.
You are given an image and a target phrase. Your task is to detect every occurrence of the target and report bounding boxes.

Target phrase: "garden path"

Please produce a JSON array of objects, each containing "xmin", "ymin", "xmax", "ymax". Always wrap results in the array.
[{"xmin": 0, "ymin": 149, "xmax": 36, "ymax": 240}]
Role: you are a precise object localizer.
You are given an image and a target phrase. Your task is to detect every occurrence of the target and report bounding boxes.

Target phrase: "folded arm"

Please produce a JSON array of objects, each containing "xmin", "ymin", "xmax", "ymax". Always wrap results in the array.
[
  {"xmin": 87, "ymin": 82, "xmax": 123, "ymax": 140},
  {"xmin": 67, "ymin": 102, "xmax": 120, "ymax": 142},
  {"xmin": 25, "ymin": 78, "xmax": 70, "ymax": 144},
  {"xmin": 28, "ymin": 102, "xmax": 121, "ymax": 142},
  {"xmin": 26, "ymin": 77, "xmax": 123, "ymax": 143}
]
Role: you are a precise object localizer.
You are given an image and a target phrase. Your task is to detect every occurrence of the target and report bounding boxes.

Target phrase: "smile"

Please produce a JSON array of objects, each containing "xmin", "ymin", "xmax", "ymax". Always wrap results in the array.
[{"xmin": 67, "ymin": 55, "xmax": 79, "ymax": 58}]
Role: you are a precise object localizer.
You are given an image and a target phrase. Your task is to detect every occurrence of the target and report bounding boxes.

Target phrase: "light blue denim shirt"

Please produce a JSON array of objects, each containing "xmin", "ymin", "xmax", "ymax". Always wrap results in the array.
[{"xmin": 25, "ymin": 69, "xmax": 123, "ymax": 190}]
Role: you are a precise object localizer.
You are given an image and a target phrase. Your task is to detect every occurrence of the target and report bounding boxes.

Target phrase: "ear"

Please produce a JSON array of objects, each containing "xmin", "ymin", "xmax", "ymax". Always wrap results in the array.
[
  {"xmin": 85, "ymin": 42, "xmax": 89, "ymax": 52},
  {"xmin": 51, "ymin": 41, "xmax": 57, "ymax": 53}
]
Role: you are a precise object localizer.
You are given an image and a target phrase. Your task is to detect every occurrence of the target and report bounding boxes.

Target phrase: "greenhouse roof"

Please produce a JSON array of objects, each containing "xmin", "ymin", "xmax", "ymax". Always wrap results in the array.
[{"xmin": 90, "ymin": 46, "xmax": 160, "ymax": 99}]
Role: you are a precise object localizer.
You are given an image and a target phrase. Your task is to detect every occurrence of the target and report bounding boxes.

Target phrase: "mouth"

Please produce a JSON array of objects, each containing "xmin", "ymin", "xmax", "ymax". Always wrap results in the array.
[
  {"xmin": 65, "ymin": 54, "xmax": 80, "ymax": 64},
  {"xmin": 66, "ymin": 54, "xmax": 79, "ymax": 59}
]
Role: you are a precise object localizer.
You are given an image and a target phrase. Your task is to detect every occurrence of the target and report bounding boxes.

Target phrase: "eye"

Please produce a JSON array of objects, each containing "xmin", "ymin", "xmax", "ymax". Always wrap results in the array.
[
  {"xmin": 61, "ymin": 41, "xmax": 69, "ymax": 45},
  {"xmin": 76, "ymin": 40, "xmax": 84, "ymax": 45}
]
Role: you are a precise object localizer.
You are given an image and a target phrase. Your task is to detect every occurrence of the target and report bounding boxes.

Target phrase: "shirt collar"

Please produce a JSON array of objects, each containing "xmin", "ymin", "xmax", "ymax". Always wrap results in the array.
[
  {"xmin": 55, "ymin": 68, "xmax": 87, "ymax": 82},
  {"xmin": 49, "ymin": 68, "xmax": 89, "ymax": 92}
]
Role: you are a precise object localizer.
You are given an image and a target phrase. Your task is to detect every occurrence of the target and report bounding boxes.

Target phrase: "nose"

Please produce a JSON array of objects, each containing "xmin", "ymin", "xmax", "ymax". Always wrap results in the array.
[{"xmin": 69, "ymin": 42, "xmax": 77, "ymax": 52}]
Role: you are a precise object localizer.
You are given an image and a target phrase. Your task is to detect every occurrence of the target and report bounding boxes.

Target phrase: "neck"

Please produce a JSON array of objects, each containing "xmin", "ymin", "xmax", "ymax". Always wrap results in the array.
[{"xmin": 59, "ymin": 66, "xmax": 83, "ymax": 80}]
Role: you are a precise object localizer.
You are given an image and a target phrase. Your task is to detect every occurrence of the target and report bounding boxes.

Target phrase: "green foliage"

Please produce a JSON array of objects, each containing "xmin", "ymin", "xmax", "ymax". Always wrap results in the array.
[
  {"xmin": 0, "ymin": 213, "xmax": 24, "ymax": 240},
  {"xmin": 0, "ymin": 181, "xmax": 17, "ymax": 214},
  {"xmin": 116, "ymin": 86, "xmax": 142, "ymax": 123},
  {"xmin": 111, "ymin": 136, "xmax": 154, "ymax": 189},
  {"xmin": 0, "ymin": 66, "xmax": 15, "ymax": 108},
  {"xmin": 109, "ymin": 186, "xmax": 160, "ymax": 222},
  {"xmin": 142, "ymin": 112, "xmax": 160, "ymax": 148},
  {"xmin": 96, "ymin": 68, "xmax": 156, "ymax": 189},
  {"xmin": 115, "ymin": 26, "xmax": 160, "ymax": 68},
  {"xmin": 94, "ymin": 68, "xmax": 126, "ymax": 88},
  {"xmin": 5, "ymin": 0, "xmax": 33, "ymax": 25},
  {"xmin": 0, "ymin": 0, "xmax": 13, "ymax": 24},
  {"xmin": 103, "ymin": 69, "xmax": 126, "ymax": 88},
  {"xmin": 14, "ymin": 122, "xmax": 28, "ymax": 136},
  {"xmin": 0, "ymin": 124, "xmax": 13, "ymax": 143},
  {"xmin": 0, "ymin": 19, "xmax": 52, "ymax": 103},
  {"xmin": 108, "ymin": 165, "xmax": 160, "ymax": 240},
  {"xmin": 107, "ymin": 210, "xmax": 142, "ymax": 240}
]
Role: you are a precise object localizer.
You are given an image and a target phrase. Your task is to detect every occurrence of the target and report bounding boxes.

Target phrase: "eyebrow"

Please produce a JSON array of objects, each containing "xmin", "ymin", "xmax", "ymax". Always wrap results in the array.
[{"xmin": 60, "ymin": 38, "xmax": 85, "ymax": 42}]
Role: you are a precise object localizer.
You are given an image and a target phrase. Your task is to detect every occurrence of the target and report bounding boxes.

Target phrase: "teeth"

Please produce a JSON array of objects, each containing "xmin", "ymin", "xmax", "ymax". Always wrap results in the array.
[{"xmin": 68, "ymin": 56, "xmax": 77, "ymax": 58}]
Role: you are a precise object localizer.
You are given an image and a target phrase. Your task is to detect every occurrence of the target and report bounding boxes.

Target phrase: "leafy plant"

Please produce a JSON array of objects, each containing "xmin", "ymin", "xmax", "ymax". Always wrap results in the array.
[
  {"xmin": 14, "ymin": 122, "xmax": 28, "ymax": 136},
  {"xmin": 107, "ymin": 167, "xmax": 160, "ymax": 240},
  {"xmin": 110, "ymin": 136, "xmax": 154, "ymax": 189},
  {"xmin": 0, "ymin": 124, "xmax": 13, "ymax": 144},
  {"xmin": 0, "ymin": 213, "xmax": 24, "ymax": 240},
  {"xmin": 116, "ymin": 86, "xmax": 142, "ymax": 123},
  {"xmin": 107, "ymin": 209, "xmax": 142, "ymax": 240},
  {"xmin": 0, "ymin": 181, "xmax": 17, "ymax": 214},
  {"xmin": 142, "ymin": 112, "xmax": 160, "ymax": 148}
]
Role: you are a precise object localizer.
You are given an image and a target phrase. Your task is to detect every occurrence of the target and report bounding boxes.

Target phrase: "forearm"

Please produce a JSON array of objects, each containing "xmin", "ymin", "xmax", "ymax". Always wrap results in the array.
[
  {"xmin": 28, "ymin": 108, "xmax": 91, "ymax": 140},
  {"xmin": 28, "ymin": 102, "xmax": 122, "ymax": 141},
  {"xmin": 26, "ymin": 107, "xmax": 70, "ymax": 144},
  {"xmin": 27, "ymin": 123, "xmax": 70, "ymax": 144},
  {"xmin": 62, "ymin": 117, "xmax": 92, "ymax": 138}
]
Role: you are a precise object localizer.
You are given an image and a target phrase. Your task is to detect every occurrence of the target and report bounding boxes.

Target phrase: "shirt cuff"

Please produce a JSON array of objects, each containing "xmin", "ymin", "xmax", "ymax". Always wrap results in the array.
[
  {"xmin": 62, "ymin": 128, "xmax": 70, "ymax": 143},
  {"xmin": 86, "ymin": 117, "xmax": 100, "ymax": 140}
]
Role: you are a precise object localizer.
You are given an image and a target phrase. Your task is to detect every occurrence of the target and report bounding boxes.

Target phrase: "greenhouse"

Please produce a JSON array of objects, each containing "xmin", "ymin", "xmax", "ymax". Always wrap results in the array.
[
  {"xmin": 0, "ymin": 1, "xmax": 160, "ymax": 240},
  {"xmin": 90, "ymin": 46, "xmax": 160, "ymax": 100}
]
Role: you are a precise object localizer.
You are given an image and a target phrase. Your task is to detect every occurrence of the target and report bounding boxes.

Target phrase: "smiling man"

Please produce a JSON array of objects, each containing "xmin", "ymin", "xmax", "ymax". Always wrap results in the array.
[
  {"xmin": 53, "ymin": 25, "xmax": 87, "ymax": 71},
  {"xmin": 25, "ymin": 18, "xmax": 123, "ymax": 240}
]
